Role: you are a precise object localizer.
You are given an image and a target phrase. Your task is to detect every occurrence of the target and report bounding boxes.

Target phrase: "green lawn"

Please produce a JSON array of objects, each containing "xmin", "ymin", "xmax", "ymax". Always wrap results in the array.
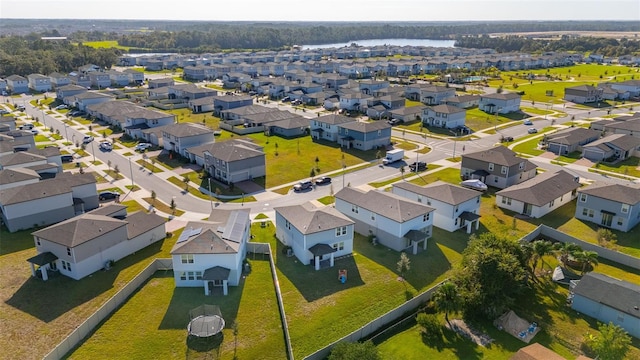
[
  {"xmin": 408, "ymin": 167, "xmax": 461, "ymax": 186},
  {"xmin": 465, "ymin": 107, "xmax": 522, "ymax": 132},
  {"xmin": 68, "ymin": 257, "xmax": 287, "ymax": 359},
  {"xmin": 81, "ymin": 40, "xmax": 133, "ymax": 50},
  {"xmin": 593, "ymin": 157, "xmax": 640, "ymax": 178},
  {"xmin": 555, "ymin": 151, "xmax": 582, "ymax": 164},
  {"xmin": 317, "ymin": 195, "xmax": 335, "ymax": 205},
  {"xmin": 512, "ymin": 137, "xmax": 546, "ymax": 156}
]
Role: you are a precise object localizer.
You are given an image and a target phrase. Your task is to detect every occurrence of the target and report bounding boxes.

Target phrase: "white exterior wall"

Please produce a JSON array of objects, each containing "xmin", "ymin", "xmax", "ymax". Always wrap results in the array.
[
  {"xmin": 496, "ymin": 190, "xmax": 575, "ymax": 219},
  {"xmin": 172, "ymin": 251, "xmax": 243, "ymax": 287}
]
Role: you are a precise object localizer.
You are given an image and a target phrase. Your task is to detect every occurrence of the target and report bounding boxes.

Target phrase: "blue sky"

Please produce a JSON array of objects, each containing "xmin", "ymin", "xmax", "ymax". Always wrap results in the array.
[{"xmin": 1, "ymin": 0, "xmax": 638, "ymax": 21}]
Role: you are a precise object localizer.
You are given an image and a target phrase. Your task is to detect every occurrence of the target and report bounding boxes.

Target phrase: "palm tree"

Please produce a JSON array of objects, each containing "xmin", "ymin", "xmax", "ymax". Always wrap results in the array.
[
  {"xmin": 553, "ymin": 242, "xmax": 582, "ymax": 268},
  {"xmin": 574, "ymin": 250, "xmax": 599, "ymax": 275},
  {"xmin": 531, "ymin": 240, "xmax": 553, "ymax": 276},
  {"xmin": 433, "ymin": 282, "xmax": 460, "ymax": 328}
]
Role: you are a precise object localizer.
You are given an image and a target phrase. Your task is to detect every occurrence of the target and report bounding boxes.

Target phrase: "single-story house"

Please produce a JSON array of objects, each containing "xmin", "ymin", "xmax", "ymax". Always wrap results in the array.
[
  {"xmin": 581, "ymin": 134, "xmax": 640, "ymax": 162},
  {"xmin": 544, "ymin": 127, "xmax": 601, "ymax": 155},
  {"xmin": 162, "ymin": 123, "xmax": 215, "ymax": 158},
  {"xmin": 563, "ymin": 85, "xmax": 603, "ymax": 104},
  {"xmin": 275, "ymin": 202, "xmax": 355, "ymax": 270}
]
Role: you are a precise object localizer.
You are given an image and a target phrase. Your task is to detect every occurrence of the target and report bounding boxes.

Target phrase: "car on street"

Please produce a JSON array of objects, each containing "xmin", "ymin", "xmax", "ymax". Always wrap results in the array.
[
  {"xmin": 523, "ymin": 120, "xmax": 533, "ymax": 125},
  {"xmin": 293, "ymin": 180, "xmax": 312, "ymax": 192},
  {"xmin": 61, "ymin": 155, "xmax": 74, "ymax": 163},
  {"xmin": 460, "ymin": 179, "xmax": 488, "ymax": 192},
  {"xmin": 500, "ymin": 135, "xmax": 514, "ymax": 142},
  {"xmin": 315, "ymin": 176, "xmax": 332, "ymax": 185},
  {"xmin": 30, "ymin": 129, "xmax": 39, "ymax": 135},
  {"xmin": 408, "ymin": 161, "xmax": 427, "ymax": 171},
  {"xmin": 527, "ymin": 128, "xmax": 538, "ymax": 134},
  {"xmin": 19, "ymin": 123, "xmax": 34, "ymax": 130},
  {"xmin": 291, "ymin": 99, "xmax": 302, "ymax": 105},
  {"xmin": 135, "ymin": 142, "xmax": 153, "ymax": 152},
  {"xmin": 82, "ymin": 135, "xmax": 94, "ymax": 144},
  {"xmin": 99, "ymin": 191, "xmax": 120, "ymax": 201},
  {"xmin": 16, "ymin": 105, "xmax": 25, "ymax": 111},
  {"xmin": 0, "ymin": 109, "xmax": 9, "ymax": 115},
  {"xmin": 281, "ymin": 96, "xmax": 291, "ymax": 102},
  {"xmin": 99, "ymin": 141, "xmax": 112, "ymax": 151}
]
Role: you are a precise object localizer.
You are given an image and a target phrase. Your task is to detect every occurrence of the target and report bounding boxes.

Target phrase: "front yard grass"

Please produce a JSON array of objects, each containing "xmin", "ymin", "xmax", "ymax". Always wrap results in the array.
[
  {"xmin": 555, "ymin": 151, "xmax": 582, "ymax": 164},
  {"xmin": 512, "ymin": 137, "xmax": 545, "ymax": 156},
  {"xmin": 142, "ymin": 197, "xmax": 185, "ymax": 217},
  {"xmin": 593, "ymin": 156, "xmax": 640, "ymax": 178}
]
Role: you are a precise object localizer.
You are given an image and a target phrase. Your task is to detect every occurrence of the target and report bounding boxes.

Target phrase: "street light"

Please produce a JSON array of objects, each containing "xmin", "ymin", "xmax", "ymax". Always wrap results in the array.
[
  {"xmin": 208, "ymin": 177, "xmax": 213, "ymax": 209},
  {"xmin": 342, "ymin": 163, "xmax": 346, "ymax": 188},
  {"xmin": 449, "ymin": 130, "xmax": 457, "ymax": 159},
  {"xmin": 128, "ymin": 157, "xmax": 134, "ymax": 187},
  {"xmin": 63, "ymin": 124, "xmax": 69, "ymax": 143}
]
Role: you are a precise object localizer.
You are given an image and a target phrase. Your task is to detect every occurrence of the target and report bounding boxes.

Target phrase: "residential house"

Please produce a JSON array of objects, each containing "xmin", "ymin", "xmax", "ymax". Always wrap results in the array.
[
  {"xmin": 388, "ymin": 105, "xmax": 427, "ymax": 124},
  {"xmin": 544, "ymin": 127, "xmax": 601, "ymax": 155},
  {"xmin": 392, "ymin": 181, "xmax": 481, "ymax": 234},
  {"xmin": 563, "ymin": 85, "xmax": 603, "ymax": 104},
  {"xmin": 0, "ymin": 78, "xmax": 6, "ymax": 93},
  {"xmin": 162, "ymin": 123, "xmax": 215, "ymax": 158},
  {"xmin": 266, "ymin": 116, "xmax": 310, "ymax": 138},
  {"xmin": 148, "ymin": 77, "xmax": 175, "ymax": 89},
  {"xmin": 339, "ymin": 93, "xmax": 373, "ymax": 112},
  {"xmin": 358, "ymin": 80, "xmax": 389, "ymax": 95},
  {"xmin": 479, "ymin": 93, "xmax": 522, "ymax": 114},
  {"xmin": 212, "ymin": 95, "xmax": 254, "ymax": 116},
  {"xmin": 170, "ymin": 209, "xmax": 251, "ymax": 295},
  {"xmin": 28, "ymin": 207, "xmax": 166, "ymax": 281},
  {"xmin": 122, "ymin": 106, "xmax": 175, "ymax": 139},
  {"xmin": 422, "ymin": 104, "xmax": 467, "ymax": 129},
  {"xmin": 55, "ymin": 84, "xmax": 87, "ymax": 100},
  {"xmin": 70, "ymin": 92, "xmax": 114, "ymax": 111},
  {"xmin": 610, "ymin": 79, "xmax": 640, "ymax": 97},
  {"xmin": 68, "ymin": 72, "xmax": 91, "ymax": 89},
  {"xmin": 337, "ymin": 120, "xmax": 392, "ymax": 151},
  {"xmin": 0, "ymin": 168, "xmax": 40, "ymax": 190},
  {"xmin": 275, "ymin": 202, "xmax": 355, "ymax": 270},
  {"xmin": 188, "ymin": 97, "xmax": 215, "ymax": 113},
  {"xmin": 496, "ymin": 170, "xmax": 580, "ymax": 218},
  {"xmin": 405, "ymin": 84, "xmax": 455, "ymax": 105},
  {"xmin": 123, "ymin": 69, "xmax": 145, "ymax": 85},
  {"xmin": 0, "ymin": 116, "xmax": 16, "ymax": 133},
  {"xmin": 581, "ymin": 134, "xmax": 640, "ymax": 162},
  {"xmin": 6, "ymin": 75, "xmax": 29, "ymax": 94},
  {"xmin": 106, "ymin": 70, "xmax": 130, "ymax": 87},
  {"xmin": 169, "ymin": 84, "xmax": 217, "ymax": 100},
  {"xmin": 509, "ymin": 343, "xmax": 568, "ymax": 360},
  {"xmin": 311, "ymin": 114, "xmax": 355, "ymax": 142},
  {"xmin": 198, "ymin": 139, "xmax": 265, "ymax": 184},
  {"xmin": 571, "ymin": 272, "xmax": 640, "ymax": 339},
  {"xmin": 598, "ymin": 117, "xmax": 640, "ymax": 138},
  {"xmin": 461, "ymin": 146, "xmax": 537, "ymax": 189},
  {"xmin": 575, "ymin": 182, "xmax": 640, "ymax": 232},
  {"xmin": 444, "ymin": 94, "xmax": 480, "ymax": 109},
  {"xmin": 335, "ymin": 187, "xmax": 434, "ymax": 254},
  {"xmin": 0, "ymin": 172, "xmax": 98, "ymax": 232},
  {"xmin": 27, "ymin": 74, "xmax": 52, "ymax": 92},
  {"xmin": 88, "ymin": 72, "xmax": 111, "ymax": 89}
]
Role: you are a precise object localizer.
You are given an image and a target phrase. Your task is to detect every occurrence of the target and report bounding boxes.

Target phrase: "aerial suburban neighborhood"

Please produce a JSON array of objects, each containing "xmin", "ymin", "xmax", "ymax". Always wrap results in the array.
[{"xmin": 1, "ymin": 15, "xmax": 640, "ymax": 360}]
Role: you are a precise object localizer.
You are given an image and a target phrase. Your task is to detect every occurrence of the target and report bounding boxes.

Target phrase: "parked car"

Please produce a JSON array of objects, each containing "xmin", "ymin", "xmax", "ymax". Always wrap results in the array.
[
  {"xmin": 315, "ymin": 176, "xmax": 332, "ymax": 185},
  {"xmin": 460, "ymin": 179, "xmax": 488, "ymax": 192},
  {"xmin": 408, "ymin": 161, "xmax": 427, "ymax": 171},
  {"xmin": 293, "ymin": 181, "xmax": 312, "ymax": 192},
  {"xmin": 527, "ymin": 128, "xmax": 538, "ymax": 134},
  {"xmin": 387, "ymin": 118, "xmax": 403, "ymax": 126},
  {"xmin": 16, "ymin": 105, "xmax": 25, "ymax": 111},
  {"xmin": 55, "ymin": 104, "xmax": 68, "ymax": 110},
  {"xmin": 0, "ymin": 109, "xmax": 9, "ymax": 115},
  {"xmin": 61, "ymin": 155, "xmax": 74, "ymax": 163},
  {"xmin": 19, "ymin": 123, "xmax": 34, "ymax": 130},
  {"xmin": 523, "ymin": 120, "xmax": 533, "ymax": 126},
  {"xmin": 99, "ymin": 191, "xmax": 120, "ymax": 201},
  {"xmin": 135, "ymin": 142, "xmax": 153, "ymax": 152},
  {"xmin": 281, "ymin": 96, "xmax": 291, "ymax": 102},
  {"xmin": 500, "ymin": 135, "xmax": 514, "ymax": 142},
  {"xmin": 291, "ymin": 99, "xmax": 302, "ymax": 105},
  {"xmin": 82, "ymin": 135, "xmax": 94, "ymax": 144},
  {"xmin": 99, "ymin": 141, "xmax": 112, "ymax": 151},
  {"xmin": 30, "ymin": 129, "xmax": 39, "ymax": 135}
]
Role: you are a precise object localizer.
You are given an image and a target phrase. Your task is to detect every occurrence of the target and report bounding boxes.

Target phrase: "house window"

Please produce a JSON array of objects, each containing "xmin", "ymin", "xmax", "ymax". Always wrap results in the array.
[
  {"xmin": 502, "ymin": 197, "xmax": 512, "ymax": 205},
  {"xmin": 67, "ymin": 247, "xmax": 71, "ymax": 256},
  {"xmin": 377, "ymin": 130, "xmax": 382, "ymax": 136},
  {"xmin": 188, "ymin": 272, "xmax": 196, "ymax": 280},
  {"xmin": 617, "ymin": 217, "xmax": 624, "ymax": 226},
  {"xmin": 371, "ymin": 213, "xmax": 376, "ymax": 221},
  {"xmin": 336, "ymin": 226, "xmax": 347, "ymax": 236},
  {"xmin": 181, "ymin": 254, "xmax": 194, "ymax": 264},
  {"xmin": 196, "ymin": 271, "xmax": 203, "ymax": 280},
  {"xmin": 61, "ymin": 261, "xmax": 71, "ymax": 272},
  {"xmin": 423, "ymin": 213, "xmax": 430, "ymax": 222},
  {"xmin": 36, "ymin": 238, "xmax": 40, "ymax": 246},
  {"xmin": 621, "ymin": 204, "xmax": 630, "ymax": 213},
  {"xmin": 519, "ymin": 162, "xmax": 525, "ymax": 170},
  {"xmin": 455, "ymin": 218, "xmax": 459, "ymax": 226},
  {"xmin": 476, "ymin": 196, "xmax": 480, "ymax": 204},
  {"xmin": 333, "ymin": 242, "xmax": 345, "ymax": 251},
  {"xmin": 351, "ymin": 205, "xmax": 359, "ymax": 213},
  {"xmin": 488, "ymin": 163, "xmax": 494, "ymax": 171},
  {"xmin": 180, "ymin": 272, "xmax": 187, "ymax": 280},
  {"xmin": 582, "ymin": 208, "xmax": 594, "ymax": 218},
  {"xmin": 501, "ymin": 166, "xmax": 507, "ymax": 174},
  {"xmin": 549, "ymin": 199, "xmax": 555, "ymax": 207},
  {"xmin": 455, "ymin": 206, "xmax": 459, "ymax": 213},
  {"xmin": 417, "ymin": 195, "xmax": 422, "ymax": 203},
  {"xmin": 285, "ymin": 220, "xmax": 291, "ymax": 230},
  {"xmin": 580, "ymin": 193, "xmax": 587, "ymax": 202}
]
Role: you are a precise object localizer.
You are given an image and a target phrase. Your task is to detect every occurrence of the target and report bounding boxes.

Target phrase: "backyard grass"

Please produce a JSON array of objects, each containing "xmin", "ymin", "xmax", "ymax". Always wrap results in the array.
[
  {"xmin": 512, "ymin": 136, "xmax": 547, "ymax": 156},
  {"xmin": 317, "ymin": 195, "xmax": 335, "ymax": 205},
  {"xmin": 408, "ymin": 167, "xmax": 461, "ymax": 186},
  {"xmin": 68, "ymin": 258, "xmax": 287, "ymax": 360},
  {"xmin": 592, "ymin": 156, "xmax": 640, "ymax": 178},
  {"xmin": 465, "ymin": 107, "xmax": 522, "ymax": 132}
]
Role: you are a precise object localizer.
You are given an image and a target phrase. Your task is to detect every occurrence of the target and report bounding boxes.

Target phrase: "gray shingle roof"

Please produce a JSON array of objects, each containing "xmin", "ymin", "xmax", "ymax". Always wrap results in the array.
[
  {"xmin": 583, "ymin": 134, "xmax": 640, "ymax": 152},
  {"xmin": 316, "ymin": 114, "xmax": 355, "ymax": 125},
  {"xmin": 463, "ymin": 145, "xmax": 530, "ymax": 167},
  {"xmin": 197, "ymin": 139, "xmax": 264, "ymax": 163},
  {"xmin": 481, "ymin": 92, "xmax": 521, "ymax": 100},
  {"xmin": 0, "ymin": 152, "xmax": 46, "ymax": 167},
  {"xmin": 496, "ymin": 170, "xmax": 580, "ymax": 206},
  {"xmin": 274, "ymin": 202, "xmax": 354, "ymax": 235},
  {"xmin": 171, "ymin": 209, "xmax": 249, "ymax": 255},
  {"xmin": 162, "ymin": 123, "xmax": 213, "ymax": 138},
  {"xmin": 0, "ymin": 172, "xmax": 95, "ymax": 205},
  {"xmin": 125, "ymin": 211, "xmax": 166, "ymax": 239},
  {"xmin": 31, "ymin": 214, "xmax": 127, "ymax": 247},
  {"xmin": 579, "ymin": 182, "xmax": 640, "ymax": 205},
  {"xmin": 573, "ymin": 272, "xmax": 640, "ymax": 317},
  {"xmin": 0, "ymin": 168, "xmax": 40, "ymax": 185},
  {"xmin": 335, "ymin": 187, "xmax": 433, "ymax": 222},
  {"xmin": 429, "ymin": 104, "xmax": 466, "ymax": 114},
  {"xmin": 545, "ymin": 127, "xmax": 601, "ymax": 146},
  {"xmin": 394, "ymin": 181, "xmax": 480, "ymax": 205},
  {"xmin": 339, "ymin": 120, "xmax": 391, "ymax": 132}
]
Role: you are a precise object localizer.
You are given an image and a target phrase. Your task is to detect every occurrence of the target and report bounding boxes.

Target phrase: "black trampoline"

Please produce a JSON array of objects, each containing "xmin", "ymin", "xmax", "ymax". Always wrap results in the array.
[{"xmin": 187, "ymin": 304, "xmax": 225, "ymax": 338}]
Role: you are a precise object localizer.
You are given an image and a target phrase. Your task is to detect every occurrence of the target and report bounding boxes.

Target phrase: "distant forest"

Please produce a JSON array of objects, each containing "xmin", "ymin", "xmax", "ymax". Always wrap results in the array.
[{"xmin": 1, "ymin": 21, "xmax": 639, "ymax": 77}]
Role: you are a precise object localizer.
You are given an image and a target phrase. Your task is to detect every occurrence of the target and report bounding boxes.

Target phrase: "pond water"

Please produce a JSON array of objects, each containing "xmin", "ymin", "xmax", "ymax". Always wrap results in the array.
[{"xmin": 303, "ymin": 38, "xmax": 456, "ymax": 49}]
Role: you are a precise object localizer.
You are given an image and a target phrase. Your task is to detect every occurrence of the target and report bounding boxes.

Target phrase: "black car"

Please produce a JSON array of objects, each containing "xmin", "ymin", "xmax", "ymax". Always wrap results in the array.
[
  {"xmin": 293, "ymin": 181, "xmax": 312, "ymax": 192},
  {"xmin": 61, "ymin": 155, "xmax": 74, "ymax": 163},
  {"xmin": 99, "ymin": 191, "xmax": 120, "ymax": 201},
  {"xmin": 500, "ymin": 135, "xmax": 514, "ymax": 142},
  {"xmin": 409, "ymin": 161, "xmax": 427, "ymax": 171},
  {"xmin": 315, "ymin": 176, "xmax": 331, "ymax": 185}
]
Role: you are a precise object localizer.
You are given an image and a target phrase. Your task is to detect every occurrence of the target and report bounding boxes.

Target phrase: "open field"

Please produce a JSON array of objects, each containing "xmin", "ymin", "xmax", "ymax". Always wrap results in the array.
[{"xmin": 80, "ymin": 40, "xmax": 134, "ymax": 50}]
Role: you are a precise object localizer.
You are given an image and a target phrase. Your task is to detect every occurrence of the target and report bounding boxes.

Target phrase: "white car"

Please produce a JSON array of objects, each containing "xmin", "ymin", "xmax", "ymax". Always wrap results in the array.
[
  {"xmin": 135, "ymin": 143, "xmax": 152, "ymax": 152},
  {"xmin": 523, "ymin": 120, "xmax": 533, "ymax": 125},
  {"xmin": 460, "ymin": 179, "xmax": 488, "ymax": 192},
  {"xmin": 82, "ymin": 135, "xmax": 94, "ymax": 144},
  {"xmin": 55, "ymin": 104, "xmax": 68, "ymax": 110},
  {"xmin": 99, "ymin": 141, "xmax": 112, "ymax": 151},
  {"xmin": 527, "ymin": 128, "xmax": 538, "ymax": 134}
]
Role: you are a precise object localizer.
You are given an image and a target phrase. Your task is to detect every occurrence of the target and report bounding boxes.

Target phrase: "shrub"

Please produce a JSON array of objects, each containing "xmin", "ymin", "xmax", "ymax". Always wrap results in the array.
[{"xmin": 417, "ymin": 313, "xmax": 441, "ymax": 337}]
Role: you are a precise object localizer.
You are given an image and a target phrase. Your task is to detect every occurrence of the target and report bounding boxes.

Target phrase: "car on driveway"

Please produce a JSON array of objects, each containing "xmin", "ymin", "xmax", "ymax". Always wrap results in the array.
[
  {"xmin": 315, "ymin": 176, "xmax": 331, "ymax": 185},
  {"xmin": 61, "ymin": 155, "xmax": 74, "ymax": 163},
  {"xmin": 527, "ymin": 128, "xmax": 538, "ymax": 134},
  {"xmin": 386, "ymin": 118, "xmax": 403, "ymax": 126},
  {"xmin": 293, "ymin": 180, "xmax": 312, "ymax": 192},
  {"xmin": 135, "ymin": 142, "xmax": 153, "ymax": 152},
  {"xmin": 99, "ymin": 191, "xmax": 120, "ymax": 201},
  {"xmin": 82, "ymin": 135, "xmax": 94, "ymax": 144},
  {"xmin": 408, "ymin": 161, "xmax": 427, "ymax": 171},
  {"xmin": 460, "ymin": 179, "xmax": 488, "ymax": 192},
  {"xmin": 99, "ymin": 141, "xmax": 112, "ymax": 151},
  {"xmin": 523, "ymin": 120, "xmax": 533, "ymax": 125},
  {"xmin": 0, "ymin": 109, "xmax": 9, "ymax": 115},
  {"xmin": 55, "ymin": 104, "xmax": 68, "ymax": 110}
]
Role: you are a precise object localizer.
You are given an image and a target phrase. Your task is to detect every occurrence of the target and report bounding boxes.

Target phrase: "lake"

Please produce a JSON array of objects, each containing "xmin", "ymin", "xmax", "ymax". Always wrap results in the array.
[{"xmin": 303, "ymin": 38, "xmax": 456, "ymax": 49}]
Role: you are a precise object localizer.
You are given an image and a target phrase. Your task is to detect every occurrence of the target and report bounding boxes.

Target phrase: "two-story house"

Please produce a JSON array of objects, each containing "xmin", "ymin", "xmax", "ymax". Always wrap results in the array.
[
  {"xmin": 337, "ymin": 120, "xmax": 391, "ymax": 151},
  {"xmin": 27, "ymin": 74, "xmax": 52, "ymax": 92},
  {"xmin": 194, "ymin": 139, "xmax": 265, "ymax": 184},
  {"xmin": 496, "ymin": 170, "xmax": 580, "ymax": 218},
  {"xmin": 311, "ymin": 114, "xmax": 355, "ymax": 142},
  {"xmin": 171, "ymin": 209, "xmax": 250, "ymax": 295},
  {"xmin": 6, "ymin": 75, "xmax": 29, "ymax": 94},
  {"xmin": 422, "ymin": 104, "xmax": 467, "ymax": 129},
  {"xmin": 563, "ymin": 85, "xmax": 604, "ymax": 104},
  {"xmin": 461, "ymin": 146, "xmax": 537, "ymax": 189},
  {"xmin": 335, "ymin": 187, "xmax": 434, "ymax": 254},
  {"xmin": 28, "ymin": 206, "xmax": 166, "ymax": 281},
  {"xmin": 575, "ymin": 182, "xmax": 640, "ymax": 232},
  {"xmin": 88, "ymin": 72, "xmax": 111, "ymax": 89},
  {"xmin": 392, "ymin": 181, "xmax": 481, "ymax": 234},
  {"xmin": 479, "ymin": 93, "xmax": 522, "ymax": 114},
  {"xmin": 405, "ymin": 84, "xmax": 455, "ymax": 105},
  {"xmin": 162, "ymin": 123, "xmax": 215, "ymax": 158},
  {"xmin": 275, "ymin": 202, "xmax": 355, "ymax": 270}
]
